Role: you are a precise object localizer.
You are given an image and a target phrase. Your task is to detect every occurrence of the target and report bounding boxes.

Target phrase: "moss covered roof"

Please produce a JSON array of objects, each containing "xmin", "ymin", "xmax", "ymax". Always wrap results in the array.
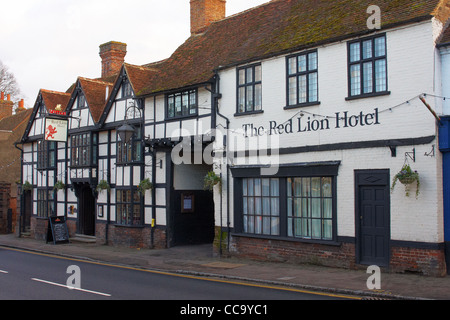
[{"xmin": 136, "ymin": 0, "xmax": 448, "ymax": 96}]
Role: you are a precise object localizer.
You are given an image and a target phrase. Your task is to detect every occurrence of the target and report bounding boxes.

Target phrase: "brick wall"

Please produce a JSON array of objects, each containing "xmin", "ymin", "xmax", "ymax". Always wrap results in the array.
[
  {"xmin": 391, "ymin": 245, "xmax": 447, "ymax": 276},
  {"xmin": 230, "ymin": 236, "xmax": 356, "ymax": 269},
  {"xmin": 96, "ymin": 223, "xmax": 167, "ymax": 249}
]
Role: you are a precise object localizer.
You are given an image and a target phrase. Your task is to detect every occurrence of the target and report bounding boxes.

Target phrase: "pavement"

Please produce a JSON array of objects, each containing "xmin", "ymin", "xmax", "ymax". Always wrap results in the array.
[{"xmin": 1, "ymin": 233, "xmax": 449, "ymax": 300}]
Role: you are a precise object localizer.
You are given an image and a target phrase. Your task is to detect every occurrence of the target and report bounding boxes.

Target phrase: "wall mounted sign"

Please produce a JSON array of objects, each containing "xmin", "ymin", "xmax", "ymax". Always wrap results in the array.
[
  {"xmin": 181, "ymin": 193, "xmax": 195, "ymax": 213},
  {"xmin": 242, "ymin": 108, "xmax": 381, "ymax": 137},
  {"xmin": 45, "ymin": 117, "xmax": 68, "ymax": 142}
]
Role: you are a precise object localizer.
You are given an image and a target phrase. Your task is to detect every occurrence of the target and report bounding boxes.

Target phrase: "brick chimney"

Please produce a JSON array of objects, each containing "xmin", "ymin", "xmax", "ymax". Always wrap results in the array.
[
  {"xmin": 190, "ymin": 0, "xmax": 226, "ymax": 35},
  {"xmin": 99, "ymin": 41, "xmax": 127, "ymax": 79},
  {"xmin": 0, "ymin": 92, "xmax": 13, "ymax": 119}
]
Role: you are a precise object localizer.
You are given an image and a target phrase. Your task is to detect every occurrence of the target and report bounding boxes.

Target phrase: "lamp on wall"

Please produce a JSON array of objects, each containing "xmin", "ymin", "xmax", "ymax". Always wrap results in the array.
[
  {"xmin": 117, "ymin": 104, "xmax": 142, "ymax": 143},
  {"xmin": 117, "ymin": 122, "xmax": 135, "ymax": 143}
]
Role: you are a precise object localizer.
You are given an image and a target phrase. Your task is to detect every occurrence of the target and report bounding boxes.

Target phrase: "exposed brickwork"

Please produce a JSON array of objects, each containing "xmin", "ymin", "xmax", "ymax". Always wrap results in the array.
[
  {"xmin": 190, "ymin": 0, "xmax": 226, "ymax": 34},
  {"xmin": 31, "ymin": 217, "xmax": 48, "ymax": 241},
  {"xmin": 96, "ymin": 223, "xmax": 167, "ymax": 249},
  {"xmin": 0, "ymin": 93, "xmax": 13, "ymax": 120},
  {"xmin": 230, "ymin": 236, "xmax": 356, "ymax": 269},
  {"xmin": 99, "ymin": 41, "xmax": 127, "ymax": 78},
  {"xmin": 391, "ymin": 246, "xmax": 447, "ymax": 277}
]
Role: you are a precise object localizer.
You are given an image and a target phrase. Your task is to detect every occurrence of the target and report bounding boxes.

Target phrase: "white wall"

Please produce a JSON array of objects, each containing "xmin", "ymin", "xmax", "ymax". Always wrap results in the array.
[{"xmin": 215, "ymin": 21, "xmax": 444, "ymax": 243}]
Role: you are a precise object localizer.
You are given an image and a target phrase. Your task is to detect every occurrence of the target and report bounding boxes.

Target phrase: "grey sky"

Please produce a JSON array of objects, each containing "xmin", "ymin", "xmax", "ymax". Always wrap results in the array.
[{"xmin": 0, "ymin": 0, "xmax": 268, "ymax": 107}]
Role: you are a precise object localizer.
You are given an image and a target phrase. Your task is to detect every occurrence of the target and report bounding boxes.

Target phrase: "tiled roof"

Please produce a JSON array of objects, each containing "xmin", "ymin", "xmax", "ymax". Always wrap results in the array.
[
  {"xmin": 137, "ymin": 0, "xmax": 448, "ymax": 96},
  {"xmin": 440, "ymin": 26, "xmax": 450, "ymax": 45},
  {"xmin": 40, "ymin": 89, "xmax": 71, "ymax": 112},
  {"xmin": 78, "ymin": 77, "xmax": 114, "ymax": 123}
]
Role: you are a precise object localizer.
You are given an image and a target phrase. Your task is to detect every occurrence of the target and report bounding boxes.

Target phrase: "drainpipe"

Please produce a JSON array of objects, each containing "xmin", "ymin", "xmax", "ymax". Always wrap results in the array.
[
  {"xmin": 439, "ymin": 116, "xmax": 450, "ymax": 275},
  {"xmin": 213, "ymin": 70, "xmax": 231, "ymax": 255},
  {"xmin": 14, "ymin": 142, "xmax": 24, "ymax": 237}
]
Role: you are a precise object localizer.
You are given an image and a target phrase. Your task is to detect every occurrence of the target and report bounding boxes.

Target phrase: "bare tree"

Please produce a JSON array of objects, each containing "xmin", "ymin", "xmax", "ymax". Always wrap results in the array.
[{"xmin": 0, "ymin": 60, "xmax": 21, "ymax": 101}]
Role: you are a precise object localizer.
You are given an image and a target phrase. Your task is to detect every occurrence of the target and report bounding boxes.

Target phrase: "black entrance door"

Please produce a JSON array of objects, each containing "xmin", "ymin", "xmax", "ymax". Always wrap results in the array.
[
  {"xmin": 77, "ymin": 184, "xmax": 96, "ymax": 236},
  {"xmin": 355, "ymin": 170, "xmax": 390, "ymax": 267},
  {"xmin": 22, "ymin": 190, "xmax": 32, "ymax": 232}
]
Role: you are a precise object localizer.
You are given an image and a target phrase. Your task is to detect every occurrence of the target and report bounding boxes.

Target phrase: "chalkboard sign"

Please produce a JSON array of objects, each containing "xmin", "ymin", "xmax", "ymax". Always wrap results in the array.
[{"xmin": 46, "ymin": 216, "xmax": 70, "ymax": 245}]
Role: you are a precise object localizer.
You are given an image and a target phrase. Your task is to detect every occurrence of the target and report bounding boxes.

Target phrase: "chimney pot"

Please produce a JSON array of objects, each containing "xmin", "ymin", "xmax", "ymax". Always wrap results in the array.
[
  {"xmin": 7, "ymin": 94, "xmax": 11, "ymax": 101},
  {"xmin": 190, "ymin": 0, "xmax": 226, "ymax": 35},
  {"xmin": 1, "ymin": 92, "xmax": 4, "ymax": 100}
]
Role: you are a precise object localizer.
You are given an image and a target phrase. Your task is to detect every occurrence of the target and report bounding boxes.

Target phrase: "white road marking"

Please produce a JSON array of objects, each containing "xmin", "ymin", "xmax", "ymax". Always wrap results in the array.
[
  {"xmin": 31, "ymin": 278, "xmax": 111, "ymax": 297},
  {"xmin": 0, "ymin": 270, "xmax": 8, "ymax": 274}
]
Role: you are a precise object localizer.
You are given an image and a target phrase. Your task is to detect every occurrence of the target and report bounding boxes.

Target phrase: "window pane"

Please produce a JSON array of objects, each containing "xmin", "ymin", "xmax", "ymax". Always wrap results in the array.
[
  {"xmin": 311, "ymin": 177, "xmax": 321, "ymax": 197},
  {"xmin": 175, "ymin": 94, "xmax": 182, "ymax": 116},
  {"xmin": 182, "ymin": 92, "xmax": 189, "ymax": 116},
  {"xmin": 239, "ymin": 69, "xmax": 245, "ymax": 85},
  {"xmin": 271, "ymin": 218, "xmax": 279, "ymax": 235},
  {"xmin": 308, "ymin": 72, "xmax": 318, "ymax": 102},
  {"xmin": 362, "ymin": 40, "xmax": 372, "ymax": 59},
  {"xmin": 254, "ymin": 65, "xmax": 262, "ymax": 82},
  {"xmin": 288, "ymin": 77, "xmax": 297, "ymax": 105},
  {"xmin": 246, "ymin": 67, "xmax": 253, "ymax": 84},
  {"xmin": 254, "ymin": 83, "xmax": 262, "ymax": 111},
  {"xmin": 308, "ymin": 52, "xmax": 318, "ymax": 70},
  {"xmin": 375, "ymin": 59, "xmax": 387, "ymax": 92},
  {"xmin": 301, "ymin": 178, "xmax": 310, "ymax": 197},
  {"xmin": 323, "ymin": 220, "xmax": 332, "ymax": 240},
  {"xmin": 323, "ymin": 199, "xmax": 332, "ymax": 219},
  {"xmin": 311, "ymin": 198, "xmax": 321, "ymax": 218},
  {"xmin": 262, "ymin": 179, "xmax": 270, "ymax": 196},
  {"xmin": 322, "ymin": 178, "xmax": 332, "ymax": 197},
  {"xmin": 238, "ymin": 87, "xmax": 245, "ymax": 113},
  {"xmin": 350, "ymin": 64, "xmax": 361, "ymax": 96},
  {"xmin": 270, "ymin": 179, "xmax": 279, "ymax": 196},
  {"xmin": 254, "ymin": 179, "xmax": 261, "ymax": 196},
  {"xmin": 312, "ymin": 219, "xmax": 321, "ymax": 239},
  {"xmin": 349, "ymin": 42, "xmax": 360, "ymax": 62},
  {"xmin": 363, "ymin": 62, "xmax": 373, "ymax": 94},
  {"xmin": 298, "ymin": 55, "xmax": 307, "ymax": 72},
  {"xmin": 288, "ymin": 57, "xmax": 296, "ymax": 75},
  {"xmin": 374, "ymin": 37, "xmax": 386, "ymax": 57},
  {"xmin": 246, "ymin": 86, "xmax": 253, "ymax": 111},
  {"xmin": 298, "ymin": 75, "xmax": 307, "ymax": 104},
  {"xmin": 243, "ymin": 179, "xmax": 248, "ymax": 196}
]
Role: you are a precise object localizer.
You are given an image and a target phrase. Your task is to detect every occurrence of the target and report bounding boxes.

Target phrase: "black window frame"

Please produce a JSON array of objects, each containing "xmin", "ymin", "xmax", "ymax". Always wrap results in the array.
[
  {"xmin": 165, "ymin": 89, "xmax": 198, "ymax": 120},
  {"xmin": 236, "ymin": 64, "xmax": 263, "ymax": 115},
  {"xmin": 70, "ymin": 132, "xmax": 98, "ymax": 168},
  {"xmin": 37, "ymin": 188, "xmax": 55, "ymax": 218},
  {"xmin": 347, "ymin": 34, "xmax": 389, "ymax": 100},
  {"xmin": 232, "ymin": 163, "xmax": 339, "ymax": 243},
  {"xmin": 116, "ymin": 125, "xmax": 143, "ymax": 165},
  {"xmin": 37, "ymin": 140, "xmax": 56, "ymax": 170},
  {"xmin": 122, "ymin": 80, "xmax": 133, "ymax": 99},
  {"xmin": 116, "ymin": 188, "xmax": 142, "ymax": 226},
  {"xmin": 285, "ymin": 50, "xmax": 320, "ymax": 109}
]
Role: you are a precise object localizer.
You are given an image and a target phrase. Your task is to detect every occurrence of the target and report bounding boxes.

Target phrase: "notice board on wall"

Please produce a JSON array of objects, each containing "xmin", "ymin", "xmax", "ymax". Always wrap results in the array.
[{"xmin": 46, "ymin": 216, "xmax": 70, "ymax": 245}]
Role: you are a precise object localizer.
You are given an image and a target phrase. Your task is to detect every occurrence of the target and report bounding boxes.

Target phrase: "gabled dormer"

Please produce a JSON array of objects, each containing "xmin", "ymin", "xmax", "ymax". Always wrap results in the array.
[
  {"xmin": 66, "ymin": 77, "xmax": 114, "ymax": 131},
  {"xmin": 99, "ymin": 64, "xmax": 155, "ymax": 128},
  {"xmin": 22, "ymin": 89, "xmax": 71, "ymax": 142}
]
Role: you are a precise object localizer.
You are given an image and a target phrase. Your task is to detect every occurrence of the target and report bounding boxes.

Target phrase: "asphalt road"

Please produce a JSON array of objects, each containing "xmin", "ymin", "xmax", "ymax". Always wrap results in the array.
[{"xmin": 0, "ymin": 247, "xmax": 355, "ymax": 303}]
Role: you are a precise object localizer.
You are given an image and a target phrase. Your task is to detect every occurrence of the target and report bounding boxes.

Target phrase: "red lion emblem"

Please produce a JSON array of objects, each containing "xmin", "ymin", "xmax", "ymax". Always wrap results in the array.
[{"xmin": 45, "ymin": 125, "xmax": 58, "ymax": 140}]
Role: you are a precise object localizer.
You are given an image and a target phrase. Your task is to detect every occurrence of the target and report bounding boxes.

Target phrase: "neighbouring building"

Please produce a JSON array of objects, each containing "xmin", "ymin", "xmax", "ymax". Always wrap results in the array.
[{"xmin": 18, "ymin": 0, "xmax": 450, "ymax": 276}]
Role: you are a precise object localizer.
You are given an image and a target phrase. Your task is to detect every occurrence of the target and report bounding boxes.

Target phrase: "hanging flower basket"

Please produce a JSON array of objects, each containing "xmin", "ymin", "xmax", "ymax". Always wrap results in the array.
[
  {"xmin": 53, "ymin": 180, "xmax": 66, "ymax": 191},
  {"xmin": 137, "ymin": 178, "xmax": 153, "ymax": 196},
  {"xmin": 96, "ymin": 180, "xmax": 111, "ymax": 194},
  {"xmin": 22, "ymin": 181, "xmax": 33, "ymax": 192},
  {"xmin": 204, "ymin": 171, "xmax": 221, "ymax": 192},
  {"xmin": 391, "ymin": 164, "xmax": 420, "ymax": 198}
]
